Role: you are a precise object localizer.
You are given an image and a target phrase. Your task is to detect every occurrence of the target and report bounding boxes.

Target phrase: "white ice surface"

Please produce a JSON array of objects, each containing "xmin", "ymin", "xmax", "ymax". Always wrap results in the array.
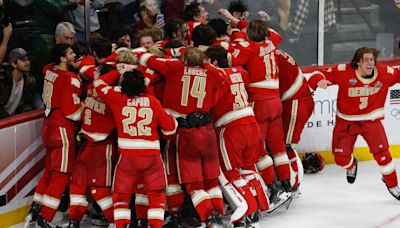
[{"xmin": 10, "ymin": 159, "xmax": 400, "ymax": 228}]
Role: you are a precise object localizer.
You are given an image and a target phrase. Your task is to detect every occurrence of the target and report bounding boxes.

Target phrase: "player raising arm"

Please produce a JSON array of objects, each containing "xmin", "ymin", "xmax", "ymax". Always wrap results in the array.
[{"xmin": 308, "ymin": 47, "xmax": 400, "ymax": 200}]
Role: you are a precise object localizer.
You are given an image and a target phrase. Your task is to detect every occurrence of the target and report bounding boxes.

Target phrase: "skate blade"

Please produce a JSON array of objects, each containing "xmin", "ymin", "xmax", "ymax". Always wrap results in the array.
[
  {"xmin": 246, "ymin": 222, "xmax": 261, "ymax": 228},
  {"xmin": 285, "ymin": 195, "xmax": 294, "ymax": 210},
  {"xmin": 24, "ymin": 221, "xmax": 35, "ymax": 228},
  {"xmin": 264, "ymin": 192, "xmax": 292, "ymax": 214}
]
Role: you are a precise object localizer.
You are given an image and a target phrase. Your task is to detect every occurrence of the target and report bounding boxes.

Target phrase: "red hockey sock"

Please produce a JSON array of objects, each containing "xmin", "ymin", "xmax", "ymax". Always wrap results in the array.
[
  {"xmin": 112, "ymin": 192, "xmax": 131, "ymax": 227},
  {"xmin": 91, "ymin": 186, "xmax": 114, "ymax": 222},
  {"xmin": 135, "ymin": 189, "xmax": 149, "ymax": 220},
  {"xmin": 334, "ymin": 154, "xmax": 354, "ymax": 170},
  {"xmin": 205, "ymin": 178, "xmax": 224, "ymax": 215},
  {"xmin": 147, "ymin": 190, "xmax": 166, "ymax": 228},
  {"xmin": 256, "ymin": 155, "xmax": 275, "ymax": 186},
  {"xmin": 273, "ymin": 153, "xmax": 291, "ymax": 181},
  {"xmin": 40, "ymin": 172, "xmax": 70, "ymax": 221},
  {"xmin": 68, "ymin": 184, "xmax": 88, "ymax": 221},
  {"xmin": 33, "ymin": 170, "xmax": 51, "ymax": 204},
  {"xmin": 166, "ymin": 175, "xmax": 184, "ymax": 215},
  {"xmin": 186, "ymin": 182, "xmax": 212, "ymax": 221},
  {"xmin": 374, "ymin": 150, "xmax": 398, "ymax": 188}
]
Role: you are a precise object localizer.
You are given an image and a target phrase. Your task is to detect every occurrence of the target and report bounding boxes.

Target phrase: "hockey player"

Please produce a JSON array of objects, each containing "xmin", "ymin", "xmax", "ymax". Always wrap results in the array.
[
  {"xmin": 308, "ymin": 47, "xmax": 400, "ymax": 200},
  {"xmin": 140, "ymin": 47, "xmax": 226, "ymax": 226},
  {"xmin": 230, "ymin": 20, "xmax": 292, "ymax": 196},
  {"xmin": 65, "ymin": 54, "xmax": 134, "ymax": 227},
  {"xmin": 94, "ymin": 68, "xmax": 177, "ymax": 228},
  {"xmin": 207, "ymin": 46, "xmax": 269, "ymax": 227},
  {"xmin": 182, "ymin": 2, "xmax": 209, "ymax": 44},
  {"xmin": 276, "ymin": 49, "xmax": 314, "ymax": 192},
  {"xmin": 29, "ymin": 44, "xmax": 82, "ymax": 228}
]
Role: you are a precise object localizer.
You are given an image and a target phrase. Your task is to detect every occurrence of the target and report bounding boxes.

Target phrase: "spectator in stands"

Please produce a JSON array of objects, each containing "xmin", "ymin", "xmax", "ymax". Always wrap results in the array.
[
  {"xmin": 0, "ymin": 23, "xmax": 12, "ymax": 64},
  {"xmin": 32, "ymin": 21, "xmax": 76, "ymax": 96},
  {"xmin": 132, "ymin": 0, "xmax": 164, "ymax": 39},
  {"xmin": 288, "ymin": 0, "xmax": 336, "ymax": 65},
  {"xmin": 0, "ymin": 48, "xmax": 36, "ymax": 118},
  {"xmin": 66, "ymin": 0, "xmax": 105, "ymax": 41},
  {"xmin": 55, "ymin": 22, "xmax": 76, "ymax": 46},
  {"xmin": 111, "ymin": 28, "xmax": 133, "ymax": 49},
  {"xmin": 32, "ymin": 0, "xmax": 78, "ymax": 35},
  {"xmin": 0, "ymin": 0, "xmax": 12, "ymax": 64}
]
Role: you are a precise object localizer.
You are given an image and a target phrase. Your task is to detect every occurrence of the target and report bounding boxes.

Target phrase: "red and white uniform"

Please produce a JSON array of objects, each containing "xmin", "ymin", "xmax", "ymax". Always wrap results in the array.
[
  {"xmin": 213, "ymin": 36, "xmax": 231, "ymax": 51},
  {"xmin": 308, "ymin": 64, "xmax": 400, "ymax": 188},
  {"xmin": 69, "ymin": 71, "xmax": 118, "ymax": 222},
  {"xmin": 213, "ymin": 66, "xmax": 269, "ymax": 213},
  {"xmin": 140, "ymin": 53, "xmax": 225, "ymax": 221},
  {"xmin": 276, "ymin": 49, "xmax": 314, "ymax": 190},
  {"xmin": 34, "ymin": 64, "xmax": 82, "ymax": 222},
  {"xmin": 185, "ymin": 20, "xmax": 202, "ymax": 43},
  {"xmin": 94, "ymin": 71, "xmax": 177, "ymax": 228},
  {"xmin": 276, "ymin": 49, "xmax": 314, "ymax": 144},
  {"xmin": 231, "ymin": 38, "xmax": 290, "ymax": 183}
]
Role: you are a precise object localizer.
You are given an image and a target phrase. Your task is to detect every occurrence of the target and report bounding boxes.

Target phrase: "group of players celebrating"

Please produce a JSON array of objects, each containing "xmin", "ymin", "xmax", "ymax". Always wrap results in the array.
[{"xmin": 24, "ymin": 1, "xmax": 400, "ymax": 228}]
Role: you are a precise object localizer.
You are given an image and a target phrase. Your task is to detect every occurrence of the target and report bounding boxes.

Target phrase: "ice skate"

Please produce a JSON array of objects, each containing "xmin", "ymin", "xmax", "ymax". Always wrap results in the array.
[
  {"xmin": 346, "ymin": 158, "xmax": 358, "ymax": 184},
  {"xmin": 244, "ymin": 212, "xmax": 260, "ymax": 228},
  {"xmin": 35, "ymin": 215, "xmax": 62, "ymax": 228},
  {"xmin": 91, "ymin": 212, "xmax": 109, "ymax": 227},
  {"xmin": 163, "ymin": 214, "xmax": 182, "ymax": 227},
  {"xmin": 66, "ymin": 220, "xmax": 80, "ymax": 228},
  {"xmin": 24, "ymin": 202, "xmax": 42, "ymax": 228},
  {"xmin": 206, "ymin": 212, "xmax": 224, "ymax": 228},
  {"xmin": 265, "ymin": 182, "xmax": 292, "ymax": 213},
  {"xmin": 382, "ymin": 178, "xmax": 400, "ymax": 201}
]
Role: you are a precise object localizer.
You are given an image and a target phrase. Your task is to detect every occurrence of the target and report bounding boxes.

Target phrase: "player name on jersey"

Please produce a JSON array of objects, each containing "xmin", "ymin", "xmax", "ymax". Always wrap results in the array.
[
  {"xmin": 84, "ymin": 97, "xmax": 106, "ymax": 114},
  {"xmin": 183, "ymin": 66, "xmax": 207, "ymax": 77},
  {"xmin": 45, "ymin": 70, "xmax": 59, "ymax": 82},
  {"xmin": 348, "ymin": 86, "xmax": 380, "ymax": 97},
  {"xmin": 259, "ymin": 43, "xmax": 276, "ymax": 56},
  {"xmin": 229, "ymin": 73, "xmax": 244, "ymax": 83},
  {"xmin": 127, "ymin": 97, "xmax": 150, "ymax": 107}
]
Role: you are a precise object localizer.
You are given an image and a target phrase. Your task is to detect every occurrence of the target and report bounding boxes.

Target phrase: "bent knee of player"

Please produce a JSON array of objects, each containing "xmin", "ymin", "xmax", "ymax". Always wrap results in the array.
[{"xmin": 334, "ymin": 154, "xmax": 352, "ymax": 168}]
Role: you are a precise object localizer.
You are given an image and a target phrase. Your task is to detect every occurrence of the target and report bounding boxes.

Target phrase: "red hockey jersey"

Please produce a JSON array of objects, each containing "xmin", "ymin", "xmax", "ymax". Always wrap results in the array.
[
  {"xmin": 308, "ymin": 64, "xmax": 400, "ymax": 121},
  {"xmin": 276, "ymin": 49, "xmax": 312, "ymax": 101},
  {"xmin": 94, "ymin": 72, "xmax": 177, "ymax": 155},
  {"xmin": 231, "ymin": 39, "xmax": 279, "ymax": 101},
  {"xmin": 42, "ymin": 64, "xmax": 82, "ymax": 129},
  {"xmin": 81, "ymin": 71, "xmax": 119, "ymax": 142},
  {"xmin": 212, "ymin": 66, "xmax": 256, "ymax": 128},
  {"xmin": 140, "ymin": 53, "xmax": 225, "ymax": 118}
]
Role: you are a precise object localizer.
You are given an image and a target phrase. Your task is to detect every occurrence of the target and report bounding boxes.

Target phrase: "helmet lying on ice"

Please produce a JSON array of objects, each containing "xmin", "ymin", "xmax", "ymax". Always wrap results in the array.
[{"xmin": 302, "ymin": 153, "xmax": 325, "ymax": 174}]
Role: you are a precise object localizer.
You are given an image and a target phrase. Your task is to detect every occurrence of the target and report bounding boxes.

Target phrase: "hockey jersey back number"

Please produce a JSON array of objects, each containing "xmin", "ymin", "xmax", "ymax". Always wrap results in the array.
[
  {"xmin": 122, "ymin": 107, "xmax": 153, "ymax": 136},
  {"xmin": 42, "ymin": 80, "xmax": 54, "ymax": 109},
  {"xmin": 181, "ymin": 75, "xmax": 207, "ymax": 108},
  {"xmin": 231, "ymin": 83, "xmax": 248, "ymax": 111}
]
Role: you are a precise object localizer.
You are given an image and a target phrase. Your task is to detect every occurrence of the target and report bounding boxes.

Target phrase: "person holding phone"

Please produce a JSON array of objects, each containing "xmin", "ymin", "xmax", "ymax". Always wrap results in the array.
[
  {"xmin": 0, "ymin": 0, "xmax": 12, "ymax": 64},
  {"xmin": 133, "ymin": 0, "xmax": 165, "ymax": 40}
]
